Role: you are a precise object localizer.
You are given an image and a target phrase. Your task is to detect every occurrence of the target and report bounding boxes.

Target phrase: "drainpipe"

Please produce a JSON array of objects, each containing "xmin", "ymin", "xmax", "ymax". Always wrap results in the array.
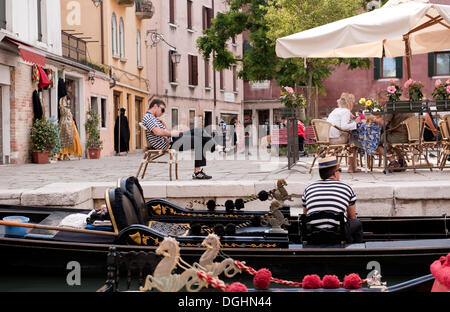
[{"xmin": 100, "ymin": 0, "xmax": 105, "ymax": 65}]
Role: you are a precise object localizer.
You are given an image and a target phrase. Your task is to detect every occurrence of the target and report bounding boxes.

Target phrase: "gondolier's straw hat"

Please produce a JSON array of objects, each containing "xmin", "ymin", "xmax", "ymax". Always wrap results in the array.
[{"xmin": 318, "ymin": 156, "xmax": 338, "ymax": 169}]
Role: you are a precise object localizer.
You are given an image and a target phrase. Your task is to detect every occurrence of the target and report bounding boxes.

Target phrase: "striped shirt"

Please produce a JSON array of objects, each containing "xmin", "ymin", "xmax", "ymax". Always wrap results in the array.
[
  {"xmin": 301, "ymin": 179, "xmax": 356, "ymax": 229},
  {"xmin": 142, "ymin": 112, "xmax": 169, "ymax": 150}
]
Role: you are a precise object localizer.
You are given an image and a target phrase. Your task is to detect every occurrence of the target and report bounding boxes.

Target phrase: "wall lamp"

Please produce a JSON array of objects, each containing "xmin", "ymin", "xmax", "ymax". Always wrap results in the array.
[{"xmin": 146, "ymin": 30, "xmax": 181, "ymax": 64}]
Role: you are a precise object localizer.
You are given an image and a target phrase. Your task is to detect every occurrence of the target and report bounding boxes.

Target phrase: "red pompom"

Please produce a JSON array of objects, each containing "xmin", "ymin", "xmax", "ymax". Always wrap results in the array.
[
  {"xmin": 226, "ymin": 282, "xmax": 248, "ymax": 292},
  {"xmin": 254, "ymin": 268, "xmax": 272, "ymax": 290},
  {"xmin": 302, "ymin": 274, "xmax": 322, "ymax": 289},
  {"xmin": 322, "ymin": 275, "xmax": 341, "ymax": 289},
  {"xmin": 343, "ymin": 273, "xmax": 362, "ymax": 289}
]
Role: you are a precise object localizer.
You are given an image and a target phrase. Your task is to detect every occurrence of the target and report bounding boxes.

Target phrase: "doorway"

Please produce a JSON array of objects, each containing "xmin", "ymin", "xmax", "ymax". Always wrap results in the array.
[
  {"xmin": 257, "ymin": 109, "xmax": 270, "ymax": 139},
  {"xmin": 135, "ymin": 97, "xmax": 143, "ymax": 149},
  {"xmin": 65, "ymin": 78, "xmax": 79, "ymax": 130}
]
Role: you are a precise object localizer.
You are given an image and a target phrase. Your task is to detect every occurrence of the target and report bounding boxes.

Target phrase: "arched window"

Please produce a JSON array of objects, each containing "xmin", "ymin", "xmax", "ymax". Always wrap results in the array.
[
  {"xmin": 119, "ymin": 17, "xmax": 125, "ymax": 58},
  {"xmin": 111, "ymin": 13, "xmax": 118, "ymax": 56},
  {"xmin": 137, "ymin": 31, "xmax": 142, "ymax": 67}
]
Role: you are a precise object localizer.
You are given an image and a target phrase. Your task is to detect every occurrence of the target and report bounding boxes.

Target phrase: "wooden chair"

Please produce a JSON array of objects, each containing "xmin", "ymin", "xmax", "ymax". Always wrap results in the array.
[
  {"xmin": 136, "ymin": 123, "xmax": 178, "ymax": 181},
  {"xmin": 391, "ymin": 116, "xmax": 426, "ymax": 172},
  {"xmin": 438, "ymin": 119, "xmax": 450, "ymax": 170},
  {"xmin": 308, "ymin": 119, "xmax": 353, "ymax": 173}
]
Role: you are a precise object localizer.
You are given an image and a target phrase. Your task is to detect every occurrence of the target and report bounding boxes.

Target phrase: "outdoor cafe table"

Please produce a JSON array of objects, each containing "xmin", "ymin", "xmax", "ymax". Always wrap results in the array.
[{"xmin": 352, "ymin": 120, "xmax": 382, "ymax": 173}]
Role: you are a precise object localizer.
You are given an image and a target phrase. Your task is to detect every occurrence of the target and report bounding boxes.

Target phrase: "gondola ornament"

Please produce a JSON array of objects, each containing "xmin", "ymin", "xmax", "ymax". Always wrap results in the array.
[
  {"xmin": 261, "ymin": 200, "xmax": 290, "ymax": 233},
  {"xmin": 193, "ymin": 234, "xmax": 241, "ymax": 278},
  {"xmin": 366, "ymin": 270, "xmax": 387, "ymax": 290},
  {"xmin": 139, "ymin": 237, "xmax": 204, "ymax": 292}
]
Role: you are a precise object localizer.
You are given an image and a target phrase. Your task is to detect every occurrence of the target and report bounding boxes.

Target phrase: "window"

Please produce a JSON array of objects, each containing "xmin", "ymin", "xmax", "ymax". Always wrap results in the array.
[
  {"xmin": 204, "ymin": 59, "xmax": 210, "ymax": 88},
  {"xmin": 219, "ymin": 70, "xmax": 224, "ymax": 90},
  {"xmin": 232, "ymin": 66, "xmax": 237, "ymax": 92},
  {"xmin": 112, "ymin": 13, "xmax": 118, "ymax": 56},
  {"xmin": 374, "ymin": 57, "xmax": 402, "ymax": 79},
  {"xmin": 429, "ymin": 52, "xmax": 450, "ymax": 76},
  {"xmin": 232, "ymin": 36, "xmax": 236, "ymax": 45},
  {"xmin": 202, "ymin": 6, "xmax": 212, "ymax": 30},
  {"xmin": 0, "ymin": 0, "xmax": 6, "ymax": 30},
  {"xmin": 101, "ymin": 98, "xmax": 107, "ymax": 128},
  {"xmin": 172, "ymin": 108, "xmax": 178, "ymax": 129},
  {"xmin": 37, "ymin": 0, "xmax": 43, "ymax": 41},
  {"xmin": 90, "ymin": 96, "xmax": 98, "ymax": 115},
  {"xmin": 189, "ymin": 110, "xmax": 195, "ymax": 129},
  {"xmin": 119, "ymin": 18, "xmax": 125, "ymax": 58},
  {"xmin": 137, "ymin": 31, "xmax": 142, "ymax": 67},
  {"xmin": 169, "ymin": 0, "xmax": 175, "ymax": 24},
  {"xmin": 187, "ymin": 0, "xmax": 193, "ymax": 30},
  {"xmin": 169, "ymin": 50, "xmax": 177, "ymax": 83},
  {"xmin": 188, "ymin": 55, "xmax": 198, "ymax": 86}
]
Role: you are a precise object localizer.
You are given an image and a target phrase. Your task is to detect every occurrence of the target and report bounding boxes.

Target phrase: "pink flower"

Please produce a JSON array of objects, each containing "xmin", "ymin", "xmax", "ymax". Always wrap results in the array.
[
  {"xmin": 446, "ymin": 85, "xmax": 450, "ymax": 94},
  {"xmin": 435, "ymin": 79, "xmax": 442, "ymax": 87},
  {"xmin": 283, "ymin": 86, "xmax": 294, "ymax": 94},
  {"xmin": 387, "ymin": 86, "xmax": 396, "ymax": 94},
  {"xmin": 404, "ymin": 79, "xmax": 413, "ymax": 89}
]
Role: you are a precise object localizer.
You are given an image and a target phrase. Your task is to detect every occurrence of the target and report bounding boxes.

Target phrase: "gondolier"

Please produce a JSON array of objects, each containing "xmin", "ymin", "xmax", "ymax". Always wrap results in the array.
[{"xmin": 302, "ymin": 156, "xmax": 363, "ymax": 243}]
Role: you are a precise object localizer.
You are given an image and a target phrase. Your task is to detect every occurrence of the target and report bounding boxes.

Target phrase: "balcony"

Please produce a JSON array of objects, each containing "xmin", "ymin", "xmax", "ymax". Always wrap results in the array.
[
  {"xmin": 135, "ymin": 0, "xmax": 154, "ymax": 20},
  {"xmin": 115, "ymin": 0, "xmax": 134, "ymax": 7}
]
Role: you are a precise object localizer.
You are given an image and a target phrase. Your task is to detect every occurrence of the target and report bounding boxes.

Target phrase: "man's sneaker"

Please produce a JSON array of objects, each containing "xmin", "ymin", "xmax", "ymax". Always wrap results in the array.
[{"xmin": 192, "ymin": 169, "xmax": 212, "ymax": 180}]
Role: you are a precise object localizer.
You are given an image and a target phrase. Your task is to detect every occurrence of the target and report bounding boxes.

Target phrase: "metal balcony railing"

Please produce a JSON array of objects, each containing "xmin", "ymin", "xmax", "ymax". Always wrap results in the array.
[
  {"xmin": 135, "ymin": 0, "xmax": 154, "ymax": 20},
  {"xmin": 62, "ymin": 31, "xmax": 86, "ymax": 64}
]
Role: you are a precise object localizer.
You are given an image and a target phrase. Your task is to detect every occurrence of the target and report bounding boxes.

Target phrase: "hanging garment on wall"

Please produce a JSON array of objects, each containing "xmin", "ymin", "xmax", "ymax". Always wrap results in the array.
[
  {"xmin": 114, "ymin": 108, "xmax": 130, "ymax": 153},
  {"xmin": 37, "ymin": 66, "xmax": 51, "ymax": 89},
  {"xmin": 32, "ymin": 64, "xmax": 40, "ymax": 83},
  {"xmin": 58, "ymin": 96, "xmax": 74, "ymax": 149},
  {"xmin": 32, "ymin": 90, "xmax": 43, "ymax": 120}
]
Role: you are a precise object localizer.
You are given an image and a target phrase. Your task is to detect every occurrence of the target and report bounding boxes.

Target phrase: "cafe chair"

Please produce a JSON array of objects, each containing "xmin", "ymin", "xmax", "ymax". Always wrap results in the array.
[
  {"xmin": 438, "ymin": 119, "xmax": 450, "ymax": 170},
  {"xmin": 136, "ymin": 123, "xmax": 178, "ymax": 181},
  {"xmin": 390, "ymin": 115, "xmax": 427, "ymax": 173},
  {"xmin": 309, "ymin": 119, "xmax": 353, "ymax": 173}
]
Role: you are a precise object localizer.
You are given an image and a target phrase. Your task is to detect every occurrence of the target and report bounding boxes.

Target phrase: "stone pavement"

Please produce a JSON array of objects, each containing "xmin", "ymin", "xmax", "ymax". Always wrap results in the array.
[{"xmin": 0, "ymin": 148, "xmax": 450, "ymax": 216}]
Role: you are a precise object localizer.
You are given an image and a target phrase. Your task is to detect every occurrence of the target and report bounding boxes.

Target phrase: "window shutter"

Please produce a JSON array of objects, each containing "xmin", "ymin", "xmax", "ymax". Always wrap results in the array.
[
  {"xmin": 428, "ymin": 53, "xmax": 435, "ymax": 77},
  {"xmin": 374, "ymin": 58, "xmax": 381, "ymax": 80},
  {"xmin": 0, "ymin": 0, "xmax": 7, "ymax": 29},
  {"xmin": 169, "ymin": 52, "xmax": 174, "ymax": 82},
  {"xmin": 169, "ymin": 0, "xmax": 175, "ymax": 24},
  {"xmin": 395, "ymin": 57, "xmax": 403, "ymax": 79},
  {"xmin": 188, "ymin": 55, "xmax": 193, "ymax": 85},
  {"xmin": 205, "ymin": 59, "xmax": 210, "ymax": 87},
  {"xmin": 193, "ymin": 56, "xmax": 198, "ymax": 85},
  {"xmin": 187, "ymin": 0, "xmax": 192, "ymax": 29}
]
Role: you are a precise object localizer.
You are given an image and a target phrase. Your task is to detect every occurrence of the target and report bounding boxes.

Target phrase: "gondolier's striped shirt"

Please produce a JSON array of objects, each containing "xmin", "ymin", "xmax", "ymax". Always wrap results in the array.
[
  {"xmin": 141, "ymin": 112, "xmax": 169, "ymax": 150},
  {"xmin": 301, "ymin": 179, "xmax": 356, "ymax": 229}
]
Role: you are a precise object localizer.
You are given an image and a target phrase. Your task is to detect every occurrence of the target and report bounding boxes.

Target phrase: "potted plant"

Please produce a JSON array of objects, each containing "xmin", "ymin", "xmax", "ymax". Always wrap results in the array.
[
  {"xmin": 432, "ymin": 79, "xmax": 450, "ymax": 111},
  {"xmin": 85, "ymin": 110, "xmax": 103, "ymax": 159},
  {"xmin": 30, "ymin": 119, "xmax": 58, "ymax": 164}
]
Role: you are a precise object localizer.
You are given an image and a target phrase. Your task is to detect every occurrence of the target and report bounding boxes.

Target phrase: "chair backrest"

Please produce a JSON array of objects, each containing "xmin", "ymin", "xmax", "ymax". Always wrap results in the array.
[
  {"xmin": 439, "ymin": 120, "xmax": 450, "ymax": 141},
  {"xmin": 311, "ymin": 119, "xmax": 332, "ymax": 144},
  {"xmin": 402, "ymin": 115, "xmax": 425, "ymax": 142},
  {"xmin": 444, "ymin": 115, "xmax": 450, "ymax": 137},
  {"xmin": 139, "ymin": 122, "xmax": 170, "ymax": 151},
  {"xmin": 105, "ymin": 187, "xmax": 142, "ymax": 233},
  {"xmin": 119, "ymin": 176, "xmax": 148, "ymax": 224},
  {"xmin": 98, "ymin": 246, "xmax": 161, "ymax": 292},
  {"xmin": 300, "ymin": 210, "xmax": 346, "ymax": 246}
]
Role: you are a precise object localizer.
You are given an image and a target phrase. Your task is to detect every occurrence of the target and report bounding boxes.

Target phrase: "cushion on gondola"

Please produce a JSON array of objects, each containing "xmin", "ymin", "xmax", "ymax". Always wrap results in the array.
[
  {"xmin": 108, "ymin": 188, "xmax": 141, "ymax": 231},
  {"xmin": 300, "ymin": 211, "xmax": 346, "ymax": 246},
  {"xmin": 120, "ymin": 176, "xmax": 148, "ymax": 224}
]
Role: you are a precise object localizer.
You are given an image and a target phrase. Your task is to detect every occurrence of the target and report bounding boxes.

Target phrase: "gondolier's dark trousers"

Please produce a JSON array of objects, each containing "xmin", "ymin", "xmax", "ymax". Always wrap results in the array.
[
  {"xmin": 170, "ymin": 128, "xmax": 221, "ymax": 168},
  {"xmin": 345, "ymin": 218, "xmax": 363, "ymax": 243}
]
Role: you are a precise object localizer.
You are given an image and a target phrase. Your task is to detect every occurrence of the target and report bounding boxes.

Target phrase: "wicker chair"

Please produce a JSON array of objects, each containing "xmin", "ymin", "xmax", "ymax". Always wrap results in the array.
[
  {"xmin": 438, "ymin": 119, "xmax": 450, "ymax": 170},
  {"xmin": 309, "ymin": 119, "xmax": 353, "ymax": 173},
  {"xmin": 136, "ymin": 123, "xmax": 178, "ymax": 181},
  {"xmin": 391, "ymin": 115, "xmax": 427, "ymax": 172}
]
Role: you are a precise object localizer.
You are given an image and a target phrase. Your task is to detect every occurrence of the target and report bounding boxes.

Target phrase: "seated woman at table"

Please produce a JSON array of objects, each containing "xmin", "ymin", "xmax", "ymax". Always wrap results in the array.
[{"xmin": 326, "ymin": 92, "xmax": 361, "ymax": 172}]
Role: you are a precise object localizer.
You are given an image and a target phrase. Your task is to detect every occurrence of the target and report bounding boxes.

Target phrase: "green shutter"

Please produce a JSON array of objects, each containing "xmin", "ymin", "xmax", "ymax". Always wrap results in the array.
[
  {"xmin": 374, "ymin": 58, "xmax": 380, "ymax": 80},
  {"xmin": 395, "ymin": 57, "xmax": 403, "ymax": 78},
  {"xmin": 428, "ymin": 53, "xmax": 435, "ymax": 77},
  {"xmin": 0, "ymin": 0, "xmax": 6, "ymax": 29}
]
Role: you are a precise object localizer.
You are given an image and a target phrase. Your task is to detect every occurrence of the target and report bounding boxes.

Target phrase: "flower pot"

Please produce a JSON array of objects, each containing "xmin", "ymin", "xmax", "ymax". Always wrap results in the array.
[
  {"xmin": 436, "ymin": 99, "xmax": 450, "ymax": 111},
  {"xmin": 32, "ymin": 150, "xmax": 49, "ymax": 164},
  {"xmin": 88, "ymin": 148, "xmax": 101, "ymax": 159},
  {"xmin": 385, "ymin": 100, "xmax": 423, "ymax": 113}
]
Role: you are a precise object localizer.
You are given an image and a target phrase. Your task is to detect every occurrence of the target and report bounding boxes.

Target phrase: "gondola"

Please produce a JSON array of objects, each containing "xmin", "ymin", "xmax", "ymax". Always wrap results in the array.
[{"xmin": 0, "ymin": 176, "xmax": 449, "ymax": 281}]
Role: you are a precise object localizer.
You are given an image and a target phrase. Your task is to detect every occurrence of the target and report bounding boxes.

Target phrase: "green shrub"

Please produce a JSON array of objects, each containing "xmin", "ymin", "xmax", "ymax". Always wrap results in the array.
[
  {"xmin": 30, "ymin": 119, "xmax": 58, "ymax": 152},
  {"xmin": 85, "ymin": 110, "xmax": 103, "ymax": 149}
]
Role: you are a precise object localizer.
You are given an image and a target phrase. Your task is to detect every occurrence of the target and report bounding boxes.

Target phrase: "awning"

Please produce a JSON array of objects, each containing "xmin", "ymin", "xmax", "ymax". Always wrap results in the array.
[{"xmin": 3, "ymin": 37, "xmax": 46, "ymax": 67}]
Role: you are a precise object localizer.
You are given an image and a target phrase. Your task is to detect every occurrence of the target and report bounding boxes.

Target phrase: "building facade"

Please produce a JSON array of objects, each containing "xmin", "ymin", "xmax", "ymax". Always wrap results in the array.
[{"xmin": 146, "ymin": 0, "xmax": 243, "ymax": 135}]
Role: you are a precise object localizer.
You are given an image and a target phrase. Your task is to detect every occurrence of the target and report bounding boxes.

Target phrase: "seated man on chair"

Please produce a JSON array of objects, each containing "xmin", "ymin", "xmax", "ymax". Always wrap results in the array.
[
  {"xmin": 142, "ymin": 99, "xmax": 223, "ymax": 180},
  {"xmin": 301, "ymin": 156, "xmax": 363, "ymax": 243}
]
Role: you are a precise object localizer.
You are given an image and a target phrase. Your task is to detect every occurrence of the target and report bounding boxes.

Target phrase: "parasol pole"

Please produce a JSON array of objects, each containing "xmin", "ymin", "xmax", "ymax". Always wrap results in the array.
[{"xmin": 403, "ymin": 34, "xmax": 412, "ymax": 80}]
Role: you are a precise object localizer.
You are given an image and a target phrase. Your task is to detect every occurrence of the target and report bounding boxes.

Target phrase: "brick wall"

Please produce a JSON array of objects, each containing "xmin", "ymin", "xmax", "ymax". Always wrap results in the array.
[{"xmin": 10, "ymin": 62, "xmax": 34, "ymax": 164}]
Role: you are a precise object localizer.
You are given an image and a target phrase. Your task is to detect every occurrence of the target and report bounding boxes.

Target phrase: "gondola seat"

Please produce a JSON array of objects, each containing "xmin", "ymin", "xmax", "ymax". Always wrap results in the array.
[
  {"xmin": 118, "ymin": 176, "xmax": 149, "ymax": 224},
  {"xmin": 300, "ymin": 211, "xmax": 346, "ymax": 247}
]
